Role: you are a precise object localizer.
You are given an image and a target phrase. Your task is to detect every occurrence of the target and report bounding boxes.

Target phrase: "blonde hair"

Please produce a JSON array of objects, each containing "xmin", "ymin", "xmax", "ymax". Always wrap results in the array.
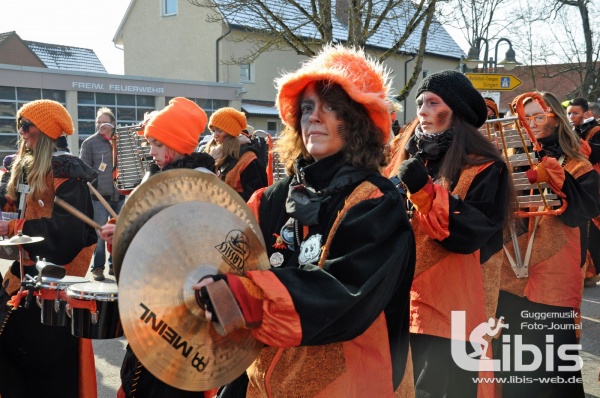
[
  {"xmin": 7, "ymin": 133, "xmax": 55, "ymax": 200},
  {"xmin": 539, "ymin": 92, "xmax": 585, "ymax": 162},
  {"xmin": 204, "ymin": 134, "xmax": 240, "ymax": 168}
]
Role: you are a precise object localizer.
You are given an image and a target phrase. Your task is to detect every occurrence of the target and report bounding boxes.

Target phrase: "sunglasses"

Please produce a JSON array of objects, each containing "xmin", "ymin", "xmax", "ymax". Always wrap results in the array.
[
  {"xmin": 525, "ymin": 113, "xmax": 555, "ymax": 126},
  {"xmin": 18, "ymin": 119, "xmax": 36, "ymax": 133}
]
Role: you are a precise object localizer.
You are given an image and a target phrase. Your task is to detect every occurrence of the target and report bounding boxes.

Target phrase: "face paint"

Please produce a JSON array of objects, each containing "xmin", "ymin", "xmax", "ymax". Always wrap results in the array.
[
  {"xmin": 436, "ymin": 109, "xmax": 451, "ymax": 127},
  {"xmin": 416, "ymin": 91, "xmax": 453, "ymax": 134}
]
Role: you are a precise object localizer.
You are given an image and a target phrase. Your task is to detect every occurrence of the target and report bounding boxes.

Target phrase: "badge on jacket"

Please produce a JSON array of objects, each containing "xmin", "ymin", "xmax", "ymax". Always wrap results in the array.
[{"xmin": 298, "ymin": 234, "xmax": 322, "ymax": 266}]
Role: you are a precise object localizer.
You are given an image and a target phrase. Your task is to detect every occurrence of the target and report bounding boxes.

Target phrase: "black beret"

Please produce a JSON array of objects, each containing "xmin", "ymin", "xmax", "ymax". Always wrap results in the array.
[{"xmin": 416, "ymin": 70, "xmax": 488, "ymax": 128}]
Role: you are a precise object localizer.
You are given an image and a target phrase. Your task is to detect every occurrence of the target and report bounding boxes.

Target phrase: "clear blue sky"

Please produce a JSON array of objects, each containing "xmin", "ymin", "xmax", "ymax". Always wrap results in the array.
[{"xmin": 1, "ymin": 0, "xmax": 130, "ymax": 74}]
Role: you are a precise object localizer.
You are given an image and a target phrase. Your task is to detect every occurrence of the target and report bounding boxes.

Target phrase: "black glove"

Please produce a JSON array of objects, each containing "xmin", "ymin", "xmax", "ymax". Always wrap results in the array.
[
  {"xmin": 196, "ymin": 274, "xmax": 228, "ymax": 323},
  {"xmin": 398, "ymin": 157, "xmax": 430, "ymax": 194}
]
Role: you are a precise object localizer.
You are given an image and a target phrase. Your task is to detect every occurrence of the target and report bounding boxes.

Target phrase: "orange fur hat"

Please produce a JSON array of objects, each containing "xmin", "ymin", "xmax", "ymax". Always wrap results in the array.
[
  {"xmin": 276, "ymin": 44, "xmax": 394, "ymax": 144},
  {"xmin": 17, "ymin": 100, "xmax": 73, "ymax": 139}
]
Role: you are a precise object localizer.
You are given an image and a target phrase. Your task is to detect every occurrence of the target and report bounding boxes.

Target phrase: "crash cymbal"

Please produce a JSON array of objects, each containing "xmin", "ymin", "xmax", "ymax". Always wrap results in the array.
[
  {"xmin": 112, "ymin": 169, "xmax": 263, "ymax": 281},
  {"xmin": 0, "ymin": 233, "xmax": 44, "ymax": 246},
  {"xmin": 118, "ymin": 201, "xmax": 270, "ymax": 391}
]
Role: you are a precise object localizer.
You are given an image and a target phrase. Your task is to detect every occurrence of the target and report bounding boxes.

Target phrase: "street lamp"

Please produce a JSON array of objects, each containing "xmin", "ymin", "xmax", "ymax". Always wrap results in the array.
[{"xmin": 463, "ymin": 37, "xmax": 521, "ymax": 72}]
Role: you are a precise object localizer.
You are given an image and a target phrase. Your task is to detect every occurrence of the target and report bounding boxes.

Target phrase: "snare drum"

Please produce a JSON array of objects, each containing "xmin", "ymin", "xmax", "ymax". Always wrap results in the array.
[
  {"xmin": 36, "ymin": 276, "xmax": 88, "ymax": 326},
  {"xmin": 66, "ymin": 282, "xmax": 123, "ymax": 339}
]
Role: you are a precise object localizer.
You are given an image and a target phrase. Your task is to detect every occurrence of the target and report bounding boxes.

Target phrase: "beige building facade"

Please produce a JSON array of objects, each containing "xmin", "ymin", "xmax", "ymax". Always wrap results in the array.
[
  {"xmin": 114, "ymin": 0, "xmax": 464, "ymax": 132},
  {"xmin": 0, "ymin": 64, "xmax": 242, "ymax": 159}
]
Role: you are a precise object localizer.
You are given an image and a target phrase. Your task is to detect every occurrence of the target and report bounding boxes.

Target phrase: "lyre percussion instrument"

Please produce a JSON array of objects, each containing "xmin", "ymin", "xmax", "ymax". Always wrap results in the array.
[
  {"xmin": 118, "ymin": 200, "xmax": 270, "ymax": 391},
  {"xmin": 112, "ymin": 123, "xmax": 152, "ymax": 195},
  {"xmin": 112, "ymin": 169, "xmax": 264, "ymax": 281},
  {"xmin": 37, "ymin": 275, "xmax": 88, "ymax": 327},
  {"xmin": 480, "ymin": 115, "xmax": 562, "ymax": 217},
  {"xmin": 66, "ymin": 282, "xmax": 123, "ymax": 339},
  {"xmin": 480, "ymin": 93, "xmax": 568, "ymax": 278}
]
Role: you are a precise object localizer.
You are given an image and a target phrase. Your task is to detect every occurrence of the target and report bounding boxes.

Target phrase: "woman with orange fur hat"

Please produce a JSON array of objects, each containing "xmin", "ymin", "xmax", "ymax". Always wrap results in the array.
[
  {"xmin": 0, "ymin": 100, "xmax": 98, "ymax": 398},
  {"xmin": 193, "ymin": 44, "xmax": 415, "ymax": 397},
  {"xmin": 203, "ymin": 107, "xmax": 267, "ymax": 201}
]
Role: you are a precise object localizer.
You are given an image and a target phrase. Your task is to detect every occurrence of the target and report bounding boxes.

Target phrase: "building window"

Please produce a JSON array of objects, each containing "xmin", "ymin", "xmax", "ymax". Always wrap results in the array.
[
  {"xmin": 422, "ymin": 70, "xmax": 429, "ymax": 79},
  {"xmin": 0, "ymin": 86, "xmax": 66, "ymax": 159},
  {"xmin": 240, "ymin": 64, "xmax": 253, "ymax": 83},
  {"xmin": 77, "ymin": 92, "xmax": 155, "ymax": 148},
  {"xmin": 163, "ymin": 0, "xmax": 177, "ymax": 16},
  {"xmin": 267, "ymin": 120, "xmax": 280, "ymax": 136}
]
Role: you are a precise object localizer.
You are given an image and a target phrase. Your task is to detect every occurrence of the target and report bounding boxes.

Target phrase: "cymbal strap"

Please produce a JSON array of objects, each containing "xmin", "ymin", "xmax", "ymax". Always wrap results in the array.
[{"xmin": 205, "ymin": 280, "xmax": 246, "ymax": 336}]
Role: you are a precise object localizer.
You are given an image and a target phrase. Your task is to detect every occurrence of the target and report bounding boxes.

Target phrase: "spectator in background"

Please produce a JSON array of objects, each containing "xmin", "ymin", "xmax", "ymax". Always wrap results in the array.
[
  {"xmin": 80, "ymin": 107, "xmax": 125, "ymax": 281},
  {"xmin": 589, "ymin": 101, "xmax": 600, "ymax": 121}
]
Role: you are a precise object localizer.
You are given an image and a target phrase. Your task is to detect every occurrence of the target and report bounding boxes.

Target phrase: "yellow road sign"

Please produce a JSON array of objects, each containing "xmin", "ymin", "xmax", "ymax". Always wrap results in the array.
[{"xmin": 465, "ymin": 73, "xmax": 523, "ymax": 91}]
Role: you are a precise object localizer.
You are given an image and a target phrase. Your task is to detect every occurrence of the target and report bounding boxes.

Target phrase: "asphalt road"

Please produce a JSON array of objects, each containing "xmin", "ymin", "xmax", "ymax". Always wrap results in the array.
[{"xmin": 2, "ymin": 259, "xmax": 600, "ymax": 397}]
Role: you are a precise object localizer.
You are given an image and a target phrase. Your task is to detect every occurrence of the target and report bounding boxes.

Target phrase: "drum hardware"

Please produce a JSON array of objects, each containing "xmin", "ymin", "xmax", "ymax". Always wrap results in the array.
[
  {"xmin": 112, "ymin": 169, "xmax": 264, "ymax": 282},
  {"xmin": 36, "ymin": 256, "xmax": 67, "ymax": 280},
  {"xmin": 0, "ymin": 231, "xmax": 45, "ymax": 308},
  {"xmin": 35, "ymin": 273, "xmax": 89, "ymax": 327},
  {"xmin": 112, "ymin": 123, "xmax": 152, "ymax": 195},
  {"xmin": 118, "ymin": 199, "xmax": 270, "ymax": 390}
]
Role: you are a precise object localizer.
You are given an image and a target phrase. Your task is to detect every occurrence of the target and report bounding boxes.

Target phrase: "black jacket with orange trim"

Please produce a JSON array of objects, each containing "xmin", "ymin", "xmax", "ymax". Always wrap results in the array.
[{"xmin": 247, "ymin": 153, "xmax": 415, "ymax": 392}]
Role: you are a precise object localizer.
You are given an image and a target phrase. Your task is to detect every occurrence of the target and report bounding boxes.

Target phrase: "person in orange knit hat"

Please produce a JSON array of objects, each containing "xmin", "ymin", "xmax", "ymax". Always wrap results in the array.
[
  {"xmin": 0, "ymin": 99, "xmax": 98, "ymax": 398},
  {"xmin": 202, "ymin": 107, "xmax": 267, "ymax": 201},
  {"xmin": 192, "ymin": 44, "xmax": 415, "ymax": 397},
  {"xmin": 97, "ymin": 97, "xmax": 218, "ymax": 398}
]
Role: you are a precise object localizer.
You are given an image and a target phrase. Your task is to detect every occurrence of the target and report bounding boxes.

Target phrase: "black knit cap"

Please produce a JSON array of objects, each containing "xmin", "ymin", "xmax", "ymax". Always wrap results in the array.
[{"xmin": 416, "ymin": 70, "xmax": 488, "ymax": 128}]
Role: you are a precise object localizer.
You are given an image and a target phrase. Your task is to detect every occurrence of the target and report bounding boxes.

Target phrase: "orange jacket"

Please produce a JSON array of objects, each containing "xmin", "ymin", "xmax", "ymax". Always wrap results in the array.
[
  {"xmin": 501, "ymin": 157, "xmax": 594, "ymax": 308},
  {"xmin": 410, "ymin": 163, "xmax": 496, "ymax": 340}
]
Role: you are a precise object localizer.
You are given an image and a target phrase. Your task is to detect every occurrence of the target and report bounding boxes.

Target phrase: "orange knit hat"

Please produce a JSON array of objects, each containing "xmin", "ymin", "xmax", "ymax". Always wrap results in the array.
[
  {"xmin": 276, "ymin": 44, "xmax": 393, "ymax": 144},
  {"xmin": 144, "ymin": 97, "xmax": 208, "ymax": 155},
  {"xmin": 484, "ymin": 98, "xmax": 499, "ymax": 118},
  {"xmin": 17, "ymin": 100, "xmax": 73, "ymax": 139},
  {"xmin": 208, "ymin": 107, "xmax": 247, "ymax": 137}
]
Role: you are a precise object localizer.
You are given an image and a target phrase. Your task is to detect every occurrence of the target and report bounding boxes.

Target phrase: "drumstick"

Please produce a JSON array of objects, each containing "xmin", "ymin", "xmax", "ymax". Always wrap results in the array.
[
  {"xmin": 54, "ymin": 197, "xmax": 102, "ymax": 230},
  {"xmin": 86, "ymin": 182, "xmax": 119, "ymax": 219}
]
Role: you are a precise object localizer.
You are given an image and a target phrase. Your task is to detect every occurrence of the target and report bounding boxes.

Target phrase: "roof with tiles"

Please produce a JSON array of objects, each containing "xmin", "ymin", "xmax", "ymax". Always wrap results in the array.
[
  {"xmin": 23, "ymin": 39, "xmax": 107, "ymax": 73},
  {"xmin": 0, "ymin": 31, "xmax": 15, "ymax": 44},
  {"xmin": 213, "ymin": 0, "xmax": 464, "ymax": 59}
]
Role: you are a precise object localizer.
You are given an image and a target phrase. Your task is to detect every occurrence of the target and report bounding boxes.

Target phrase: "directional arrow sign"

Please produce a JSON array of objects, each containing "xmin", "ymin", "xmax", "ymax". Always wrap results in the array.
[{"xmin": 465, "ymin": 73, "xmax": 523, "ymax": 91}]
